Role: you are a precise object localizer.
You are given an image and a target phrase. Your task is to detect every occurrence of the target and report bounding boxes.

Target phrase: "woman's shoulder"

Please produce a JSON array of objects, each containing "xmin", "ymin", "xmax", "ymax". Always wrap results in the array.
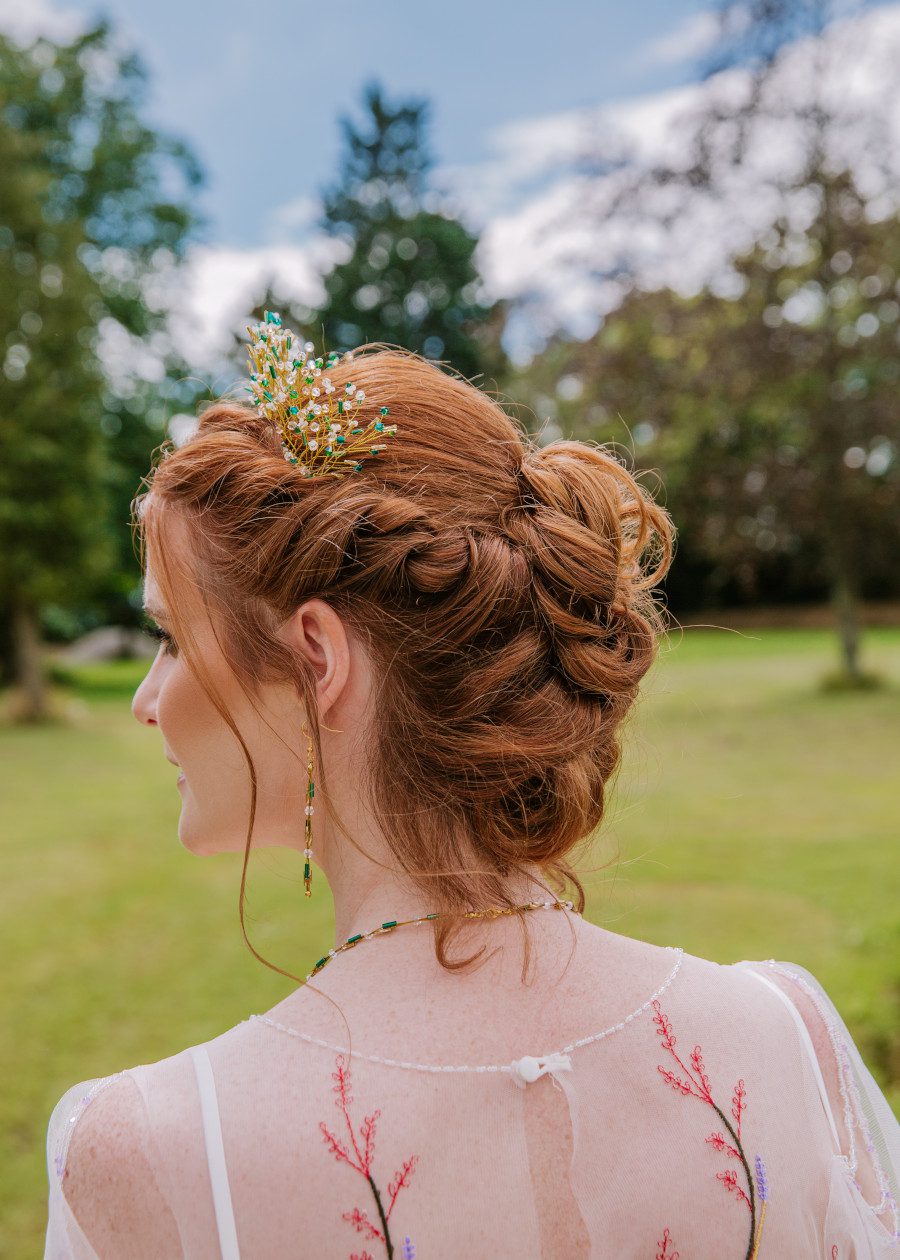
[
  {"xmin": 45, "ymin": 1023, "xmax": 256, "ymax": 1258},
  {"xmin": 45, "ymin": 1063, "xmax": 184, "ymax": 1258},
  {"xmin": 47, "ymin": 1019, "xmax": 251, "ymax": 1173}
]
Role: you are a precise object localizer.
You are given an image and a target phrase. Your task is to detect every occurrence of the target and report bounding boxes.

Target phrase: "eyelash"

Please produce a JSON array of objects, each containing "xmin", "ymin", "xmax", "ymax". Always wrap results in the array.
[{"xmin": 149, "ymin": 624, "xmax": 179, "ymax": 657}]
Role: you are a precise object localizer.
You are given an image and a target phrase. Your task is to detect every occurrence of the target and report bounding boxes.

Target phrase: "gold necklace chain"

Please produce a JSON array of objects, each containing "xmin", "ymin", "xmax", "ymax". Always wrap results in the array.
[{"xmin": 306, "ymin": 898, "xmax": 579, "ymax": 983}]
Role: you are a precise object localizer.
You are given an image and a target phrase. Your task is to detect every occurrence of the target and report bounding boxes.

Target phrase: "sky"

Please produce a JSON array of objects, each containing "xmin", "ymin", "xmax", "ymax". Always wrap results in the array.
[
  {"xmin": 8, "ymin": 0, "xmax": 762, "ymax": 247},
  {"xmin": 3, "ymin": 0, "xmax": 898, "ymax": 370}
]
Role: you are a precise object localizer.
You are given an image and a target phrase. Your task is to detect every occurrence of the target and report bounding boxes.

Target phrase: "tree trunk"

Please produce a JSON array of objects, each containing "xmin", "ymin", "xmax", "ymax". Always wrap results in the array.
[
  {"xmin": 12, "ymin": 598, "xmax": 49, "ymax": 722},
  {"xmin": 831, "ymin": 571, "xmax": 863, "ymax": 683}
]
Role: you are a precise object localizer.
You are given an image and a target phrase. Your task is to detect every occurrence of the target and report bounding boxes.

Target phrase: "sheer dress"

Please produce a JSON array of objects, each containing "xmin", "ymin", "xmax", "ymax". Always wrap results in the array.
[{"xmin": 44, "ymin": 950, "xmax": 900, "ymax": 1258}]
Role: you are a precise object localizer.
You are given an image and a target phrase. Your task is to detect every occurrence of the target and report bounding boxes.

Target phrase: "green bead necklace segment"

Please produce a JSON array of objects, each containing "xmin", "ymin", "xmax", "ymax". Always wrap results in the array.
[{"xmin": 307, "ymin": 899, "xmax": 578, "ymax": 982}]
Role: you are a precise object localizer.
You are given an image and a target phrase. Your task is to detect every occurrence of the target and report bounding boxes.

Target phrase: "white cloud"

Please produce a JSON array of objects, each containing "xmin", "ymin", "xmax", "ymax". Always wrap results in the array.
[
  {"xmin": 471, "ymin": 2, "xmax": 900, "ymax": 359},
  {"xmin": 265, "ymin": 194, "xmax": 321, "ymax": 243},
  {"xmin": 0, "ymin": 0, "xmax": 83, "ymax": 43},
  {"xmin": 638, "ymin": 9, "xmax": 725, "ymax": 69},
  {"xmin": 163, "ymin": 240, "xmax": 345, "ymax": 371}
]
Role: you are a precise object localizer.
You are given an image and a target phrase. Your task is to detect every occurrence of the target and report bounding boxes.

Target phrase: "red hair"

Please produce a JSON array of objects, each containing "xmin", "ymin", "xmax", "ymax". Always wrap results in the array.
[{"xmin": 134, "ymin": 347, "xmax": 674, "ymax": 983}]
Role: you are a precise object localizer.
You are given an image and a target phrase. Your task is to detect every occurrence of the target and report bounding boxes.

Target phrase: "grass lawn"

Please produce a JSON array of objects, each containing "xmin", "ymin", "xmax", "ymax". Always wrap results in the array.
[{"xmin": 2, "ymin": 627, "xmax": 898, "ymax": 1257}]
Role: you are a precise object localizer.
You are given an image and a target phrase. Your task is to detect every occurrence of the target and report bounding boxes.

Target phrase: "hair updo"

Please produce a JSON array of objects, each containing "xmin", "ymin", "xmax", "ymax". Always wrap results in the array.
[{"xmin": 135, "ymin": 347, "xmax": 674, "ymax": 981}]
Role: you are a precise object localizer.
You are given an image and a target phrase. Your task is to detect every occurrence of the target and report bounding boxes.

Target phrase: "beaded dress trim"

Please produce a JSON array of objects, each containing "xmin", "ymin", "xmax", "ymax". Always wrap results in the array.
[{"xmin": 247, "ymin": 946, "xmax": 685, "ymax": 1074}]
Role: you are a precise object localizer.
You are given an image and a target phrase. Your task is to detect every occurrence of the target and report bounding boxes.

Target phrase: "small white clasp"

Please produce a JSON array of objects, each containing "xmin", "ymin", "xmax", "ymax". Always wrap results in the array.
[{"xmin": 509, "ymin": 1051, "xmax": 573, "ymax": 1088}]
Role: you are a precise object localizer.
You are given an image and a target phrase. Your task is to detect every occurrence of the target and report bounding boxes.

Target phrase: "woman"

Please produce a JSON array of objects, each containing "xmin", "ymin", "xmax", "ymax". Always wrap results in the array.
[{"xmin": 44, "ymin": 318, "xmax": 899, "ymax": 1258}]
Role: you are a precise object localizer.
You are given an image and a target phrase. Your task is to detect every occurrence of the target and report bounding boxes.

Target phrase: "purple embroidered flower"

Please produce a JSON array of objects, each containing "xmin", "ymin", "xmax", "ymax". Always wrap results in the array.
[
  {"xmin": 754, "ymin": 1154, "xmax": 769, "ymax": 1203},
  {"xmin": 401, "ymin": 1239, "xmax": 416, "ymax": 1259},
  {"xmin": 54, "ymin": 1152, "xmax": 65, "ymax": 1179}
]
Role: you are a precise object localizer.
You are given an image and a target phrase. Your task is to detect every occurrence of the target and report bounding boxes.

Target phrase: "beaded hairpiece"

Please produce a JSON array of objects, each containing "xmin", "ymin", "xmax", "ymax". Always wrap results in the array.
[{"xmin": 245, "ymin": 310, "xmax": 398, "ymax": 478}]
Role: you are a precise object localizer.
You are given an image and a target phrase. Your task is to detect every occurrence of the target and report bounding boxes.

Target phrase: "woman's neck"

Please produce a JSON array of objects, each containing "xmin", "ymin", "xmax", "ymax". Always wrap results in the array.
[{"xmin": 327, "ymin": 861, "xmax": 557, "ymax": 947}]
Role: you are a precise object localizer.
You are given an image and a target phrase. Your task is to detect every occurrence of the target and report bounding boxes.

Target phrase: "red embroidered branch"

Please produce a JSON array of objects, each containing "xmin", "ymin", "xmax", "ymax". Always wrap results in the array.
[
  {"xmin": 320, "ymin": 1053, "xmax": 419, "ymax": 1260},
  {"xmin": 717, "ymin": 1169, "xmax": 752, "ymax": 1208},
  {"xmin": 656, "ymin": 1226, "xmax": 681, "ymax": 1258},
  {"xmin": 706, "ymin": 1131, "xmax": 742, "ymax": 1159},
  {"xmin": 343, "ymin": 1207, "xmax": 384, "ymax": 1243},
  {"xmin": 651, "ymin": 1000, "xmax": 758, "ymax": 1260},
  {"xmin": 732, "ymin": 1079, "xmax": 746, "ymax": 1141}
]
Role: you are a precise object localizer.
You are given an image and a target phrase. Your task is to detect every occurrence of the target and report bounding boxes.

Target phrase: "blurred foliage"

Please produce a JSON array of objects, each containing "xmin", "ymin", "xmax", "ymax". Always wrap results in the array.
[
  {"xmin": 526, "ymin": 0, "xmax": 900, "ymax": 679},
  {"xmin": 513, "ymin": 184, "xmax": 900, "ymax": 630},
  {"xmin": 251, "ymin": 81, "xmax": 507, "ymax": 386},
  {"xmin": 0, "ymin": 22, "xmax": 205, "ymax": 707}
]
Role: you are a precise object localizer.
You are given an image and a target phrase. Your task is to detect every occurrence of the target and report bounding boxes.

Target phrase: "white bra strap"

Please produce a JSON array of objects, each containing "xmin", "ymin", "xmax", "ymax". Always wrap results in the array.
[
  {"xmin": 738, "ymin": 965, "xmax": 841, "ymax": 1152},
  {"xmin": 188, "ymin": 1045, "xmax": 241, "ymax": 1260}
]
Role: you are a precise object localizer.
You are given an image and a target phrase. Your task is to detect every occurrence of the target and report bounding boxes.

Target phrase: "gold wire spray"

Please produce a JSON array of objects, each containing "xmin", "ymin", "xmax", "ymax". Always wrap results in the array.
[{"xmin": 245, "ymin": 310, "xmax": 398, "ymax": 478}]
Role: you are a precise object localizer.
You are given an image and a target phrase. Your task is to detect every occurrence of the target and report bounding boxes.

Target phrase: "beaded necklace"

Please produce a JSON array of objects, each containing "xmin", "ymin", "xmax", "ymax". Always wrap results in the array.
[{"xmin": 306, "ymin": 898, "xmax": 579, "ymax": 983}]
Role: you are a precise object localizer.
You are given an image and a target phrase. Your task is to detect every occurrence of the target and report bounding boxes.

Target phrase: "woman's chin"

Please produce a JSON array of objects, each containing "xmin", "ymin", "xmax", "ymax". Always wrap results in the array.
[{"xmin": 176, "ymin": 806, "xmax": 244, "ymax": 856}]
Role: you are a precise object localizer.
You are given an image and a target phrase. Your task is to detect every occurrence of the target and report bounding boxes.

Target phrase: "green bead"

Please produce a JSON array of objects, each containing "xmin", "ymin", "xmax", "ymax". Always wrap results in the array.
[
  {"xmin": 289, "ymin": 406, "xmax": 298, "ymax": 414},
  {"xmin": 336, "ymin": 434, "xmax": 345, "ymax": 445},
  {"xmin": 315, "ymin": 956, "xmax": 327, "ymax": 969},
  {"xmin": 310, "ymin": 783, "xmax": 314, "ymax": 797},
  {"xmin": 426, "ymin": 913, "xmax": 438, "ymax": 919},
  {"xmin": 382, "ymin": 920, "xmax": 398, "ymax": 929},
  {"xmin": 347, "ymin": 934, "xmax": 363, "ymax": 944},
  {"xmin": 380, "ymin": 407, "xmax": 389, "ymax": 416},
  {"xmin": 303, "ymin": 862, "xmax": 310, "ymax": 879},
  {"xmin": 338, "ymin": 400, "xmax": 344, "ymax": 414},
  {"xmin": 374, "ymin": 421, "xmax": 384, "ymax": 432}
]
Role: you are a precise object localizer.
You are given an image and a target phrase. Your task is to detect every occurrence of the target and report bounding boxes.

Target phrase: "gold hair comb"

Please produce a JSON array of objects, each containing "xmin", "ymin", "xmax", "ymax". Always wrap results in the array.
[{"xmin": 245, "ymin": 311, "xmax": 398, "ymax": 478}]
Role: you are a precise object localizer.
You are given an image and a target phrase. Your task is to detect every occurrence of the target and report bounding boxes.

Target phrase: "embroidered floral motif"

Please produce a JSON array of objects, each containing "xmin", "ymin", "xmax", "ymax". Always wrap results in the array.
[
  {"xmin": 651, "ymin": 999, "xmax": 766, "ymax": 1260},
  {"xmin": 320, "ymin": 1053, "xmax": 419, "ymax": 1260},
  {"xmin": 656, "ymin": 1225, "xmax": 680, "ymax": 1258}
]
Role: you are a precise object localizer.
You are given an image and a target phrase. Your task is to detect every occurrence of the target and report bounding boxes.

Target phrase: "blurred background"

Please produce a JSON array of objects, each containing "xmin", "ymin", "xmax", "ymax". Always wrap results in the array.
[{"xmin": 1, "ymin": 1, "xmax": 898, "ymax": 1252}]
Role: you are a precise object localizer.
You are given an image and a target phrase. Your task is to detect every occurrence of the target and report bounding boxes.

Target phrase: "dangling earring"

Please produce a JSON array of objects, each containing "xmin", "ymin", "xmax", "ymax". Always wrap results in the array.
[{"xmin": 303, "ymin": 726, "xmax": 314, "ymax": 898}]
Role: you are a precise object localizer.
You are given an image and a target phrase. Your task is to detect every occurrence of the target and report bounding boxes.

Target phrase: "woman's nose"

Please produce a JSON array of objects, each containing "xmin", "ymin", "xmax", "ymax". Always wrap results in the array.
[{"xmin": 131, "ymin": 669, "xmax": 159, "ymax": 726}]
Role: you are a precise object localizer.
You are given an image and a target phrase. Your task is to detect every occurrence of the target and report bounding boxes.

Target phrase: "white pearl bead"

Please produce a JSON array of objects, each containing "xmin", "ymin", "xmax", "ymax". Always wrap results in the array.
[{"xmin": 515, "ymin": 1055, "xmax": 542, "ymax": 1083}]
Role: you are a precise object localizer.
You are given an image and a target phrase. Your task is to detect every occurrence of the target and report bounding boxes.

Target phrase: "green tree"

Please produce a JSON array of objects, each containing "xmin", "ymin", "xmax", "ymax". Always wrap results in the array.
[
  {"xmin": 568, "ymin": 0, "xmax": 899, "ymax": 679},
  {"xmin": 0, "ymin": 85, "xmax": 110, "ymax": 720},
  {"xmin": 278, "ymin": 81, "xmax": 505, "ymax": 385},
  {"xmin": 0, "ymin": 23, "xmax": 203, "ymax": 718},
  {"xmin": 514, "ymin": 182, "xmax": 900, "ymax": 655}
]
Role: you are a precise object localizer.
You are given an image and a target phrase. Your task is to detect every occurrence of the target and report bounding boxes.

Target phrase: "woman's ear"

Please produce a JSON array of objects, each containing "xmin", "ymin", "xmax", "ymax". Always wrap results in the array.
[{"xmin": 282, "ymin": 598, "xmax": 351, "ymax": 719}]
